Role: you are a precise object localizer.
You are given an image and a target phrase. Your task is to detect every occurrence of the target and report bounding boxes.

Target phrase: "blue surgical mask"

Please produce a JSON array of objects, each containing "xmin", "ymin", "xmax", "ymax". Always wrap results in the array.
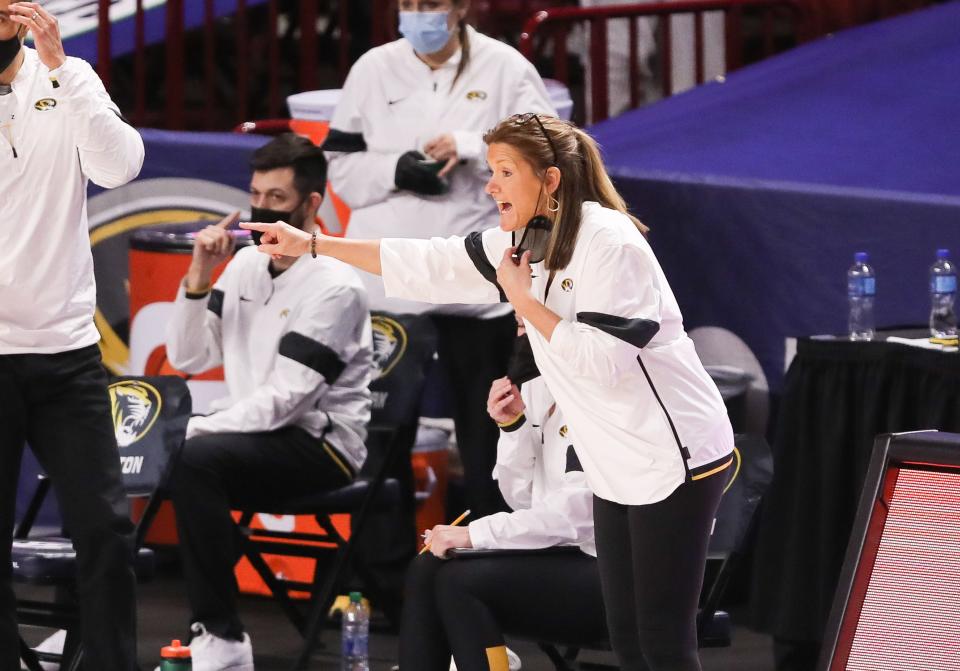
[{"xmin": 399, "ymin": 11, "xmax": 453, "ymax": 55}]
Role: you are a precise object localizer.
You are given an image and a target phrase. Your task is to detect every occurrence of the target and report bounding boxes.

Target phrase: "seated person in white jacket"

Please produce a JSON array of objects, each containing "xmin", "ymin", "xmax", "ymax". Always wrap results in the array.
[
  {"xmin": 397, "ymin": 330, "xmax": 637, "ymax": 671},
  {"xmin": 164, "ymin": 133, "xmax": 373, "ymax": 671}
]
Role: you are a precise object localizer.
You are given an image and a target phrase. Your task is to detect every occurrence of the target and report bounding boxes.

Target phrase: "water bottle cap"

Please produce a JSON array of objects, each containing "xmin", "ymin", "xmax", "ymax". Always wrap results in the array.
[
  {"xmin": 937, "ymin": 249, "xmax": 950, "ymax": 260},
  {"xmin": 349, "ymin": 591, "xmax": 362, "ymax": 603},
  {"xmin": 854, "ymin": 251, "xmax": 868, "ymax": 263},
  {"xmin": 161, "ymin": 640, "xmax": 191, "ymax": 658}
]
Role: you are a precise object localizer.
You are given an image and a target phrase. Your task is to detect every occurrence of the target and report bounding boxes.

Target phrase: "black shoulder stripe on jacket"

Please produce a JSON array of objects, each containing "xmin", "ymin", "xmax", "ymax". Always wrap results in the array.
[
  {"xmin": 321, "ymin": 129, "xmax": 368, "ymax": 153},
  {"xmin": 565, "ymin": 445, "xmax": 583, "ymax": 473},
  {"xmin": 207, "ymin": 289, "xmax": 225, "ymax": 318},
  {"xmin": 464, "ymin": 232, "xmax": 508, "ymax": 302},
  {"xmin": 576, "ymin": 312, "xmax": 659, "ymax": 349},
  {"xmin": 279, "ymin": 332, "xmax": 347, "ymax": 382}
]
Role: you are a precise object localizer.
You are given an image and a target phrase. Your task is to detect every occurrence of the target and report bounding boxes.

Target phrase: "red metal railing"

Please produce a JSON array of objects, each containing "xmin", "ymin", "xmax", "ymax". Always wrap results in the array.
[
  {"xmin": 91, "ymin": 0, "xmax": 937, "ymax": 130},
  {"xmin": 95, "ymin": 0, "xmax": 345, "ymax": 130},
  {"xmin": 519, "ymin": 0, "xmax": 804, "ymax": 123}
]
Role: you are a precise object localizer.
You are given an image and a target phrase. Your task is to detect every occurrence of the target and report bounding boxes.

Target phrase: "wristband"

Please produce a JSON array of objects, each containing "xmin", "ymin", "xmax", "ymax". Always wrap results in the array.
[
  {"xmin": 311, "ymin": 230, "xmax": 318, "ymax": 258},
  {"xmin": 183, "ymin": 279, "xmax": 212, "ymax": 299},
  {"xmin": 497, "ymin": 412, "xmax": 526, "ymax": 431}
]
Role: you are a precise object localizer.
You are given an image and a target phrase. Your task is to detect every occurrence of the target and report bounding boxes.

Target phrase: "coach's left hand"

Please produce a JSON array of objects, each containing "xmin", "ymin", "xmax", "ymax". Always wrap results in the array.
[
  {"xmin": 10, "ymin": 3, "xmax": 65, "ymax": 71},
  {"xmin": 497, "ymin": 248, "xmax": 533, "ymax": 305},
  {"xmin": 423, "ymin": 525, "xmax": 472, "ymax": 559}
]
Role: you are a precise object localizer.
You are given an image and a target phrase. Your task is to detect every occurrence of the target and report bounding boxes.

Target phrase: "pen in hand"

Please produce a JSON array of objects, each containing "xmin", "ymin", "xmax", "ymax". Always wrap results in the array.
[{"xmin": 419, "ymin": 509, "xmax": 471, "ymax": 556}]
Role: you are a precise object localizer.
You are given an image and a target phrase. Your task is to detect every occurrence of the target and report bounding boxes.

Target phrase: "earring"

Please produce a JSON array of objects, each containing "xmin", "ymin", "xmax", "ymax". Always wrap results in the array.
[{"xmin": 547, "ymin": 196, "xmax": 560, "ymax": 213}]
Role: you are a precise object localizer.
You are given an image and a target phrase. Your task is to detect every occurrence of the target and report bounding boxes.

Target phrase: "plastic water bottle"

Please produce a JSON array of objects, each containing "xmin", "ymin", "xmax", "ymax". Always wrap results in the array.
[
  {"xmin": 930, "ymin": 248, "xmax": 958, "ymax": 338},
  {"xmin": 159, "ymin": 640, "xmax": 192, "ymax": 670},
  {"xmin": 847, "ymin": 251, "xmax": 876, "ymax": 341},
  {"xmin": 341, "ymin": 591, "xmax": 370, "ymax": 671}
]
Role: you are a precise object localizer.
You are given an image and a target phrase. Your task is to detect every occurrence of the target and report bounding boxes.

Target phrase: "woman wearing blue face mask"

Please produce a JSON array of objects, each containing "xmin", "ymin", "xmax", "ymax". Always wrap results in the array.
[{"xmin": 325, "ymin": 0, "xmax": 556, "ymax": 523}]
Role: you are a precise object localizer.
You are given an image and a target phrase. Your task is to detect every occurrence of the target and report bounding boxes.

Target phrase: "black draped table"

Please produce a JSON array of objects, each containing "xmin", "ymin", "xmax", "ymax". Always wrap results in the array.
[{"xmin": 751, "ymin": 332, "xmax": 960, "ymax": 668}]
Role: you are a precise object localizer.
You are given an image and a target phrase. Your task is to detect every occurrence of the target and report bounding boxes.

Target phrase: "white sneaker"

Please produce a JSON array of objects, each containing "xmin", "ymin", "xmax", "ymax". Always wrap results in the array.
[
  {"xmin": 20, "ymin": 629, "xmax": 65, "ymax": 671},
  {"xmin": 154, "ymin": 623, "xmax": 254, "ymax": 671},
  {"xmin": 449, "ymin": 647, "xmax": 521, "ymax": 671}
]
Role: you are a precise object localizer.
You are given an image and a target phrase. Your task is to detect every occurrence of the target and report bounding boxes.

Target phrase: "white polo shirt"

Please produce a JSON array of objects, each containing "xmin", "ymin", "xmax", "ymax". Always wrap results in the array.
[
  {"xmin": 0, "ymin": 48, "xmax": 144, "ymax": 354},
  {"xmin": 379, "ymin": 201, "xmax": 734, "ymax": 505}
]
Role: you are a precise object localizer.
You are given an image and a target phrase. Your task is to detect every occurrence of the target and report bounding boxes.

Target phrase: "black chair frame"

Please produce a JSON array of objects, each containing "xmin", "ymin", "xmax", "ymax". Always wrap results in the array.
[{"xmin": 235, "ymin": 422, "xmax": 413, "ymax": 671}]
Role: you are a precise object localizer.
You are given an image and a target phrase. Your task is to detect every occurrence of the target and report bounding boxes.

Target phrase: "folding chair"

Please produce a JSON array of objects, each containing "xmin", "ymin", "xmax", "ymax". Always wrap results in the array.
[
  {"xmin": 234, "ymin": 311, "xmax": 438, "ymax": 670},
  {"xmin": 15, "ymin": 376, "xmax": 191, "ymax": 671},
  {"xmin": 533, "ymin": 432, "xmax": 774, "ymax": 670}
]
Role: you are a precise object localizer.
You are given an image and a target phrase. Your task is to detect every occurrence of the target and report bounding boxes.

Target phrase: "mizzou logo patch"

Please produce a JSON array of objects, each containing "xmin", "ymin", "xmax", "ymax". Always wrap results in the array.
[
  {"xmin": 109, "ymin": 380, "xmax": 162, "ymax": 448},
  {"xmin": 466, "ymin": 90, "xmax": 488, "ymax": 101},
  {"xmin": 560, "ymin": 278, "xmax": 574, "ymax": 292},
  {"xmin": 371, "ymin": 315, "xmax": 408, "ymax": 379},
  {"xmin": 34, "ymin": 98, "xmax": 57, "ymax": 111},
  {"xmin": 559, "ymin": 425, "xmax": 568, "ymax": 438}
]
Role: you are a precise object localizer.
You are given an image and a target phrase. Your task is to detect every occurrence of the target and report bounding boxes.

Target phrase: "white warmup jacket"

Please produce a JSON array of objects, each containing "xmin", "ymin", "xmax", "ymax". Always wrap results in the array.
[
  {"xmin": 327, "ymin": 26, "xmax": 555, "ymax": 317},
  {"xmin": 468, "ymin": 377, "xmax": 596, "ymax": 557},
  {"xmin": 0, "ymin": 48, "xmax": 144, "ymax": 354},
  {"xmin": 166, "ymin": 247, "xmax": 373, "ymax": 474},
  {"xmin": 380, "ymin": 202, "xmax": 735, "ymax": 505}
]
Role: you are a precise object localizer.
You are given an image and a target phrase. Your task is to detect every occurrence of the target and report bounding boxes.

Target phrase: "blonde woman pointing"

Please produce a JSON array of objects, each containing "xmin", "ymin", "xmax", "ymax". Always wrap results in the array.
[{"xmin": 244, "ymin": 115, "xmax": 733, "ymax": 671}]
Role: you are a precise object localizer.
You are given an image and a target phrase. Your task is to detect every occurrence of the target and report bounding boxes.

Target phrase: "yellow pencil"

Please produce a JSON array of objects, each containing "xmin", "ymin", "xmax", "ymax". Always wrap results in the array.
[{"xmin": 419, "ymin": 509, "xmax": 471, "ymax": 555}]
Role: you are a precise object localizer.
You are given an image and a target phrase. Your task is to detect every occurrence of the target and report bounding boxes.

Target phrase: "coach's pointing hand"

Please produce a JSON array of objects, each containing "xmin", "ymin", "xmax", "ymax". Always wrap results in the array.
[{"xmin": 241, "ymin": 220, "xmax": 313, "ymax": 259}]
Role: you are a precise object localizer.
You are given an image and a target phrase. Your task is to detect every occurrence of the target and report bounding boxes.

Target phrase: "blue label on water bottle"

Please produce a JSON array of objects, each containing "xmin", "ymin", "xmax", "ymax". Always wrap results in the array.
[
  {"xmin": 848, "ymin": 277, "xmax": 875, "ymax": 297},
  {"xmin": 931, "ymin": 275, "xmax": 958, "ymax": 294}
]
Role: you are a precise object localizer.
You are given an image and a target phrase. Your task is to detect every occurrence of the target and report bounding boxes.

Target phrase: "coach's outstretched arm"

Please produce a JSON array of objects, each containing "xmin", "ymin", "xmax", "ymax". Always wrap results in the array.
[
  {"xmin": 241, "ymin": 220, "xmax": 383, "ymax": 275},
  {"xmin": 240, "ymin": 220, "xmax": 506, "ymax": 307}
]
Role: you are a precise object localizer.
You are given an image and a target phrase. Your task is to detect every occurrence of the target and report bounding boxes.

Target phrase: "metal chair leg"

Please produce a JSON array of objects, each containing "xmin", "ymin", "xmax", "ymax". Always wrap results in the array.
[{"xmin": 19, "ymin": 637, "xmax": 44, "ymax": 671}]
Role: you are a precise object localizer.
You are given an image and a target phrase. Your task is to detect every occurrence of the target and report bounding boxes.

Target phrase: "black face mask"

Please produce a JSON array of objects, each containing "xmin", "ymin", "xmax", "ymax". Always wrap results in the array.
[
  {"xmin": 506, "ymin": 334, "xmax": 541, "ymax": 387},
  {"xmin": 0, "ymin": 30, "xmax": 24, "ymax": 73},
  {"xmin": 249, "ymin": 201, "xmax": 305, "ymax": 246},
  {"xmin": 510, "ymin": 181, "xmax": 553, "ymax": 265}
]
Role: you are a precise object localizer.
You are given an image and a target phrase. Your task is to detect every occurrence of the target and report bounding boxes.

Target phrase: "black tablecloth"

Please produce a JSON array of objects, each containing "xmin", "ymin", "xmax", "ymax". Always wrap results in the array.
[{"xmin": 752, "ymin": 333, "xmax": 960, "ymax": 658}]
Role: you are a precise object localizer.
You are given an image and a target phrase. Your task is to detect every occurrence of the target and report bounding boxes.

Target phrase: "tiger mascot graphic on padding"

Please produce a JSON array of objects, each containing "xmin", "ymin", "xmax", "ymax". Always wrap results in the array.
[{"xmin": 109, "ymin": 380, "xmax": 162, "ymax": 448}]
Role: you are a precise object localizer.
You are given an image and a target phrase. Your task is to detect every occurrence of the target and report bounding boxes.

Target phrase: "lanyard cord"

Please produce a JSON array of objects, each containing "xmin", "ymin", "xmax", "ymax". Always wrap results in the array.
[{"xmin": 0, "ymin": 121, "xmax": 16, "ymax": 159}]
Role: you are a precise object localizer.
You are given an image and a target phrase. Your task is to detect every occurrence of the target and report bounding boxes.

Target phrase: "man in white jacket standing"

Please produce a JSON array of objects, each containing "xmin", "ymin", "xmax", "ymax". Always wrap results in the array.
[
  {"xmin": 164, "ymin": 134, "xmax": 373, "ymax": 671},
  {"xmin": 0, "ymin": 3, "xmax": 144, "ymax": 670}
]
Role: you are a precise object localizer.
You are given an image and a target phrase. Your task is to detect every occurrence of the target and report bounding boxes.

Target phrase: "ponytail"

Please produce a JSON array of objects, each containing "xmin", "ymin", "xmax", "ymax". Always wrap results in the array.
[
  {"xmin": 573, "ymin": 128, "xmax": 649, "ymax": 236},
  {"xmin": 484, "ymin": 114, "xmax": 646, "ymax": 270},
  {"xmin": 452, "ymin": 19, "xmax": 470, "ymax": 90}
]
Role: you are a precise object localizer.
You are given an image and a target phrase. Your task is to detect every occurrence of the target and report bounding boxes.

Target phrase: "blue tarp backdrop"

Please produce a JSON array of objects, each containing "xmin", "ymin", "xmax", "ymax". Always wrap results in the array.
[{"xmin": 591, "ymin": 1, "xmax": 960, "ymax": 391}]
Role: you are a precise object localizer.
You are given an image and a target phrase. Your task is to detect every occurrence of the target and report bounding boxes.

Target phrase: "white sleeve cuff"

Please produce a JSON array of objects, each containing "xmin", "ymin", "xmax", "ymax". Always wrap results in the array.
[
  {"xmin": 451, "ymin": 130, "xmax": 484, "ymax": 161},
  {"xmin": 379, "ymin": 239, "xmax": 407, "ymax": 300},
  {"xmin": 46, "ymin": 57, "xmax": 78, "ymax": 80},
  {"xmin": 467, "ymin": 519, "xmax": 495, "ymax": 550},
  {"xmin": 185, "ymin": 416, "xmax": 205, "ymax": 440},
  {"xmin": 176, "ymin": 282, "xmax": 215, "ymax": 309}
]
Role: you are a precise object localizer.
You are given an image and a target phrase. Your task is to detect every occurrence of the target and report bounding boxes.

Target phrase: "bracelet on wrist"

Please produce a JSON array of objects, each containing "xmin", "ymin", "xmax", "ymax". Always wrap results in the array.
[
  {"xmin": 497, "ymin": 412, "xmax": 526, "ymax": 431},
  {"xmin": 310, "ymin": 230, "xmax": 318, "ymax": 258},
  {"xmin": 183, "ymin": 278, "xmax": 212, "ymax": 299}
]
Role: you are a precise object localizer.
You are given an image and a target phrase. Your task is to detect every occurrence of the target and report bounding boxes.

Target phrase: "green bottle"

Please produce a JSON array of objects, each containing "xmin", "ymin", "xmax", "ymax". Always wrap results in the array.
[{"xmin": 160, "ymin": 639, "xmax": 192, "ymax": 670}]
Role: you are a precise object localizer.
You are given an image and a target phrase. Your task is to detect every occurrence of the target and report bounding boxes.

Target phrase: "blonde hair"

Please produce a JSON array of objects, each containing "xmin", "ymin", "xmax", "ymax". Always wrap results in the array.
[{"xmin": 483, "ymin": 115, "xmax": 647, "ymax": 270}]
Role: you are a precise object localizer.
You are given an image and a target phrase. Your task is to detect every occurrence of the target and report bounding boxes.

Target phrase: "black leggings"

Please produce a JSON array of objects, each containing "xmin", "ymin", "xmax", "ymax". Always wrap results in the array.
[
  {"xmin": 594, "ymin": 471, "xmax": 727, "ymax": 671},
  {"xmin": 399, "ymin": 549, "xmax": 637, "ymax": 671}
]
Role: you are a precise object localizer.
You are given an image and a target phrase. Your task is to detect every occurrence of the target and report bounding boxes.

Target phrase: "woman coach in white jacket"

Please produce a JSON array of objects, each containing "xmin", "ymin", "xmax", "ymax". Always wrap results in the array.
[
  {"xmin": 244, "ymin": 114, "xmax": 734, "ymax": 671},
  {"xmin": 323, "ymin": 0, "xmax": 555, "ymax": 519}
]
